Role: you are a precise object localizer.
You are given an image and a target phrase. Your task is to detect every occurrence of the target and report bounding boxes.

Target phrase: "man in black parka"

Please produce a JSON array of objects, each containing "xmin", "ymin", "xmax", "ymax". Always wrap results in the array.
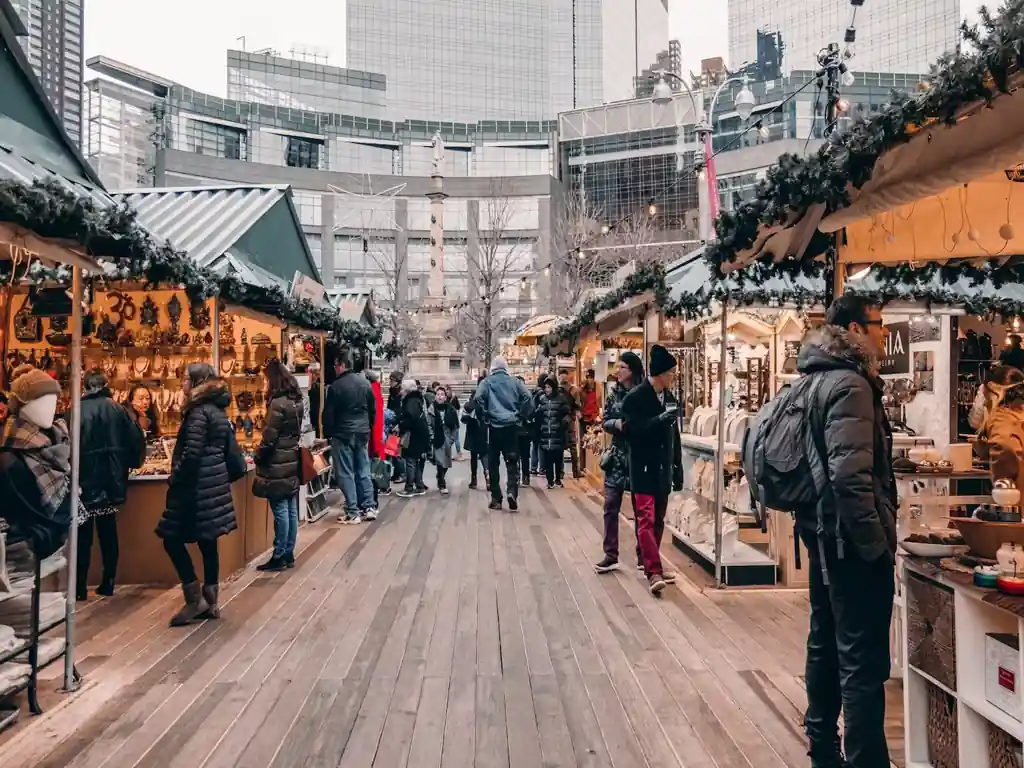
[{"xmin": 796, "ymin": 295, "xmax": 896, "ymax": 768}]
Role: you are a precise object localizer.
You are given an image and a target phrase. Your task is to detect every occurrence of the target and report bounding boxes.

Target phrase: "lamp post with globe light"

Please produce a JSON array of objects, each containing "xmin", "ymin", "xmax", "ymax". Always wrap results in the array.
[{"xmin": 652, "ymin": 71, "xmax": 758, "ymax": 244}]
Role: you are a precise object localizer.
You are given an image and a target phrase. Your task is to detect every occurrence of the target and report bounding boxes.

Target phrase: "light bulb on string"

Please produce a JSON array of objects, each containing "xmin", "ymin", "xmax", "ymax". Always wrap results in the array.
[
  {"xmin": 647, "ymin": 199, "xmax": 658, "ymax": 217},
  {"xmin": 600, "ymin": 224, "xmax": 610, "ymax": 235}
]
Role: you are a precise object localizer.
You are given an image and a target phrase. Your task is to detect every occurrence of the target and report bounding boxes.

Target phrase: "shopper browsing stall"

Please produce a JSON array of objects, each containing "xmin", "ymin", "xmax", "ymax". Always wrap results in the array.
[
  {"xmin": 559, "ymin": 371, "xmax": 582, "ymax": 479},
  {"xmin": 156, "ymin": 364, "xmax": 241, "ymax": 626},
  {"xmin": 323, "ymin": 350, "xmax": 377, "ymax": 523},
  {"xmin": 620, "ymin": 345, "xmax": 683, "ymax": 595},
  {"xmin": 580, "ymin": 368, "xmax": 600, "ymax": 473},
  {"xmin": 127, "ymin": 384, "xmax": 159, "ymax": 440},
  {"xmin": 594, "ymin": 351, "xmax": 644, "ymax": 574},
  {"xmin": 252, "ymin": 360, "xmax": 303, "ymax": 573},
  {"xmin": 977, "ymin": 366, "xmax": 1024, "ymax": 488},
  {"xmin": 77, "ymin": 372, "xmax": 146, "ymax": 600},
  {"xmin": 794, "ymin": 295, "xmax": 896, "ymax": 768}
]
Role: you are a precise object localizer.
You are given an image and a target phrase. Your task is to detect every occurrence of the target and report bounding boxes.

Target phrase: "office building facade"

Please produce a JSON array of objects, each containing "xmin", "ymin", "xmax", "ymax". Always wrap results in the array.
[
  {"xmin": 728, "ymin": 0, "xmax": 960, "ymax": 75},
  {"xmin": 9, "ymin": 0, "xmax": 84, "ymax": 144},
  {"xmin": 346, "ymin": 0, "xmax": 670, "ymax": 123}
]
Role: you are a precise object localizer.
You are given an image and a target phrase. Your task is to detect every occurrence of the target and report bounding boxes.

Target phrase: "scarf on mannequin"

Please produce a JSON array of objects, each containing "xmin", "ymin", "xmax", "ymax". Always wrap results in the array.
[{"xmin": 0, "ymin": 416, "xmax": 71, "ymax": 515}]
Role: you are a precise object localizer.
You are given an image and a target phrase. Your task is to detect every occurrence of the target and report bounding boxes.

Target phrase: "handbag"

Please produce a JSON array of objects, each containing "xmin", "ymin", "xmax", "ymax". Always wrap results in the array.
[
  {"xmin": 370, "ymin": 457, "xmax": 391, "ymax": 489},
  {"xmin": 399, "ymin": 431, "xmax": 411, "ymax": 450},
  {"xmin": 384, "ymin": 434, "xmax": 401, "ymax": 457},
  {"xmin": 299, "ymin": 446, "xmax": 317, "ymax": 485}
]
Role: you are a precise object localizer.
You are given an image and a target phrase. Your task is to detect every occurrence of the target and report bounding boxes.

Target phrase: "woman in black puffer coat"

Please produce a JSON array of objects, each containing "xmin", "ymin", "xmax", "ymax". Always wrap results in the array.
[
  {"xmin": 253, "ymin": 359, "xmax": 303, "ymax": 573},
  {"xmin": 537, "ymin": 378, "xmax": 572, "ymax": 489},
  {"xmin": 397, "ymin": 379, "xmax": 430, "ymax": 496},
  {"xmin": 158, "ymin": 363, "xmax": 241, "ymax": 627}
]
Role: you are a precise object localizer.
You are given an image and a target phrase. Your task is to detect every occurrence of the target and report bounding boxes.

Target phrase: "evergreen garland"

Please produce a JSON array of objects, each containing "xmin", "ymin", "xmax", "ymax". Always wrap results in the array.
[
  {"xmin": 0, "ymin": 178, "xmax": 379, "ymax": 347},
  {"xmin": 706, "ymin": 1, "xmax": 1024, "ymax": 276}
]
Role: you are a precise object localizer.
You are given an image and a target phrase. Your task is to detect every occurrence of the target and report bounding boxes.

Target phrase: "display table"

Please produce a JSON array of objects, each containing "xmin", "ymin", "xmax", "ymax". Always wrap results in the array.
[
  {"xmin": 81, "ymin": 468, "xmax": 273, "ymax": 587},
  {"xmin": 902, "ymin": 557, "xmax": 1024, "ymax": 766}
]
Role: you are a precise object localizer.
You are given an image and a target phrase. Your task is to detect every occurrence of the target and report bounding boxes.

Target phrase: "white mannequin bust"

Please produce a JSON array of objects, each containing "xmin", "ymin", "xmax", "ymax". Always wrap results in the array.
[{"xmin": 20, "ymin": 393, "xmax": 58, "ymax": 430}]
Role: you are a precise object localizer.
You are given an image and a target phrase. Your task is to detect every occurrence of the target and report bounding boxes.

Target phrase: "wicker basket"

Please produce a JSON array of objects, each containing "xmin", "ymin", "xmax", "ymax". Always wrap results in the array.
[
  {"xmin": 990, "ymin": 723, "xmax": 1024, "ymax": 768},
  {"xmin": 927, "ymin": 683, "xmax": 959, "ymax": 768},
  {"xmin": 907, "ymin": 571, "xmax": 957, "ymax": 691}
]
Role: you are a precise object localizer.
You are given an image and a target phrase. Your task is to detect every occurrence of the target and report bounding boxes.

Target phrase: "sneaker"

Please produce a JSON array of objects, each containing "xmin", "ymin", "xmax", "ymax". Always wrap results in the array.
[
  {"xmin": 508, "ymin": 496, "xmax": 518, "ymax": 512},
  {"xmin": 414, "ymin": 487, "xmax": 428, "ymax": 497},
  {"xmin": 468, "ymin": 480, "xmax": 477, "ymax": 490},
  {"xmin": 649, "ymin": 574, "xmax": 667, "ymax": 595},
  {"xmin": 662, "ymin": 571, "xmax": 677, "ymax": 585},
  {"xmin": 522, "ymin": 476, "xmax": 530, "ymax": 487},
  {"xmin": 363, "ymin": 508, "xmax": 378, "ymax": 521},
  {"xmin": 379, "ymin": 487, "xmax": 392, "ymax": 496},
  {"xmin": 397, "ymin": 488, "xmax": 418, "ymax": 498},
  {"xmin": 488, "ymin": 499, "xmax": 503, "ymax": 511},
  {"xmin": 637, "ymin": 562, "xmax": 645, "ymax": 571},
  {"xmin": 594, "ymin": 556, "xmax": 620, "ymax": 574},
  {"xmin": 554, "ymin": 480, "xmax": 564, "ymax": 489},
  {"xmin": 283, "ymin": 553, "xmax": 295, "ymax": 569},
  {"xmin": 547, "ymin": 483, "xmax": 555, "ymax": 490},
  {"xmin": 342, "ymin": 515, "xmax": 363, "ymax": 525},
  {"xmin": 257, "ymin": 555, "xmax": 288, "ymax": 572}
]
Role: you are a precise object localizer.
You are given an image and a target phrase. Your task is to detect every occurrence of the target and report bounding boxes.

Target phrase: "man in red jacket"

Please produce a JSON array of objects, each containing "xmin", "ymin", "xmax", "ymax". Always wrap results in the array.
[
  {"xmin": 365, "ymin": 369, "xmax": 388, "ymax": 506},
  {"xmin": 580, "ymin": 368, "xmax": 601, "ymax": 473}
]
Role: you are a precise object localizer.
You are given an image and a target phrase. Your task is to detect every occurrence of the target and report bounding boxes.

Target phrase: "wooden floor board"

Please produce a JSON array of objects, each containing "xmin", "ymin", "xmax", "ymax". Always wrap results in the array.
[{"xmin": 0, "ymin": 468, "xmax": 907, "ymax": 768}]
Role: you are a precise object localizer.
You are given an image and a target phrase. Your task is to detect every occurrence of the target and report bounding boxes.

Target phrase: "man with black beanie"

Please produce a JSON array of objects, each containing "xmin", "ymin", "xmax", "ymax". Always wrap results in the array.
[{"xmin": 620, "ymin": 344, "xmax": 683, "ymax": 595}]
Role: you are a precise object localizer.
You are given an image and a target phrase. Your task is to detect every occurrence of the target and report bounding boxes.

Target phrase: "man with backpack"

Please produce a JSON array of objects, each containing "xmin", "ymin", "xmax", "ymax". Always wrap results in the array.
[{"xmin": 745, "ymin": 295, "xmax": 895, "ymax": 768}]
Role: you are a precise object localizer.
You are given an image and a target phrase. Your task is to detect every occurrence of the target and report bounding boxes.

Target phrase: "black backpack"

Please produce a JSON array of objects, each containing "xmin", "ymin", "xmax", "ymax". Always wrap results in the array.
[{"xmin": 741, "ymin": 374, "xmax": 828, "ymax": 529}]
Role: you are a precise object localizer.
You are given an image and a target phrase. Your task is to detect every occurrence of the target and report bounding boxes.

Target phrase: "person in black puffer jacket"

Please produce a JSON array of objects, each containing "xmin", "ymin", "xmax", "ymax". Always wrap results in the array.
[
  {"xmin": 253, "ymin": 359, "xmax": 303, "ymax": 573},
  {"xmin": 397, "ymin": 379, "xmax": 430, "ymax": 497},
  {"xmin": 77, "ymin": 372, "xmax": 145, "ymax": 600},
  {"xmin": 594, "ymin": 351, "xmax": 644, "ymax": 574},
  {"xmin": 157, "ymin": 363, "xmax": 240, "ymax": 627},
  {"xmin": 462, "ymin": 374, "xmax": 489, "ymax": 490},
  {"xmin": 537, "ymin": 378, "xmax": 571, "ymax": 489}
]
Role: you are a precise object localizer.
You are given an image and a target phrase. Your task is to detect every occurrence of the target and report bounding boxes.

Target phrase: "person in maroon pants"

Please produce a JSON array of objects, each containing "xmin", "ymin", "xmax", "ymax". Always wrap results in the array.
[{"xmin": 620, "ymin": 345, "xmax": 683, "ymax": 595}]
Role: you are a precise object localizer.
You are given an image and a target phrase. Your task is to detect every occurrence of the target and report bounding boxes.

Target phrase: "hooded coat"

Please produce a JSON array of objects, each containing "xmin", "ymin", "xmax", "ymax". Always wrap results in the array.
[
  {"xmin": 79, "ymin": 387, "xmax": 145, "ymax": 508},
  {"xmin": 537, "ymin": 385, "xmax": 572, "ymax": 452},
  {"xmin": 796, "ymin": 325, "xmax": 897, "ymax": 562},
  {"xmin": 399, "ymin": 389, "xmax": 431, "ymax": 458},
  {"xmin": 252, "ymin": 392, "xmax": 302, "ymax": 500},
  {"xmin": 601, "ymin": 382, "xmax": 633, "ymax": 490},
  {"xmin": 157, "ymin": 379, "xmax": 239, "ymax": 542}
]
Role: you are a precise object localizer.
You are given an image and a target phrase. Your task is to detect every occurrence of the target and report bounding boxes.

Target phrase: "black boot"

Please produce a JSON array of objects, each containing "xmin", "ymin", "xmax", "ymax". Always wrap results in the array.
[{"xmin": 96, "ymin": 576, "xmax": 115, "ymax": 597}]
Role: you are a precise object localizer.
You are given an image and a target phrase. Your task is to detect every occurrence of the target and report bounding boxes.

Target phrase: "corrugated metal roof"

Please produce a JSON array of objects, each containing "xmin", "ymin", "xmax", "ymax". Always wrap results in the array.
[
  {"xmin": 325, "ymin": 288, "xmax": 376, "ymax": 324},
  {"xmin": 113, "ymin": 185, "xmax": 291, "ymax": 270},
  {"xmin": 0, "ymin": 144, "xmax": 110, "ymax": 205}
]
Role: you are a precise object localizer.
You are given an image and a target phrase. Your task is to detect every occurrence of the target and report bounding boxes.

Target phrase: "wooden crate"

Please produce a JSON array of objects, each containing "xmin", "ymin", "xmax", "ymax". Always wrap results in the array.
[{"xmin": 907, "ymin": 571, "xmax": 957, "ymax": 691}]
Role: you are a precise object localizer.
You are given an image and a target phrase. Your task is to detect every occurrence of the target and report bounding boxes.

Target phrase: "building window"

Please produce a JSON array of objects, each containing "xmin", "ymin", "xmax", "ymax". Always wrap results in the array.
[
  {"xmin": 448, "ymin": 358, "xmax": 461, "ymax": 372},
  {"xmin": 286, "ymin": 136, "xmax": 322, "ymax": 169}
]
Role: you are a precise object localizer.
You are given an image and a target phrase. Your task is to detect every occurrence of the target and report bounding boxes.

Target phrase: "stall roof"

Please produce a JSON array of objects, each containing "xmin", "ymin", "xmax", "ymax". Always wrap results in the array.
[
  {"xmin": 666, "ymin": 251, "xmax": 824, "ymax": 306},
  {"xmin": 325, "ymin": 288, "xmax": 376, "ymax": 325},
  {"xmin": 113, "ymin": 184, "xmax": 322, "ymax": 287},
  {"xmin": 0, "ymin": 0, "xmax": 107, "ymax": 193}
]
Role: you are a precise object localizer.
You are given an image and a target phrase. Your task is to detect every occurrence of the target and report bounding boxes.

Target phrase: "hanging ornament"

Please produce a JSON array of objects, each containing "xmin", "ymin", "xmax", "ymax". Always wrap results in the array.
[
  {"xmin": 1000, "ymin": 222, "xmax": 1016, "ymax": 241},
  {"xmin": 968, "ymin": 228, "xmax": 981, "ymax": 242},
  {"xmin": 951, "ymin": 231, "xmax": 961, "ymax": 245}
]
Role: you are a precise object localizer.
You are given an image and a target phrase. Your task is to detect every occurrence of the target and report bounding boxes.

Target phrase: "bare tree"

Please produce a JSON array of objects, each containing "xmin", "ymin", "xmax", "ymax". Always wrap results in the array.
[
  {"xmin": 364, "ymin": 235, "xmax": 419, "ymax": 366},
  {"xmin": 459, "ymin": 185, "xmax": 532, "ymax": 368}
]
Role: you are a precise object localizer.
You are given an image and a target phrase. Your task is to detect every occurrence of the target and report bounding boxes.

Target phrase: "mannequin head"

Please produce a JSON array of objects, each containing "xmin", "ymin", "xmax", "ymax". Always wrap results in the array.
[{"xmin": 9, "ymin": 364, "xmax": 61, "ymax": 429}]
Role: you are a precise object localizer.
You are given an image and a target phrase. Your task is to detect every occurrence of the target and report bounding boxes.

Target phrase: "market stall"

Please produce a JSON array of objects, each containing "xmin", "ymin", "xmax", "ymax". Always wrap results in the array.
[{"xmin": 699, "ymin": 8, "xmax": 1024, "ymax": 761}]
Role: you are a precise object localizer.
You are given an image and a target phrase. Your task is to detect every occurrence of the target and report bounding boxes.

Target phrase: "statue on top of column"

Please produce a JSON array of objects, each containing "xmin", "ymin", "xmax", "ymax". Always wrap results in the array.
[{"xmin": 431, "ymin": 130, "xmax": 445, "ymax": 176}]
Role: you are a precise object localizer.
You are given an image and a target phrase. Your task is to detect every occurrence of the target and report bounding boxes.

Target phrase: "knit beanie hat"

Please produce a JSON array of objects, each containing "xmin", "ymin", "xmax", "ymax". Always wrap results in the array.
[
  {"xmin": 649, "ymin": 344, "xmax": 677, "ymax": 377},
  {"xmin": 490, "ymin": 356, "xmax": 509, "ymax": 374},
  {"xmin": 9, "ymin": 364, "xmax": 61, "ymax": 412},
  {"xmin": 620, "ymin": 351, "xmax": 645, "ymax": 382}
]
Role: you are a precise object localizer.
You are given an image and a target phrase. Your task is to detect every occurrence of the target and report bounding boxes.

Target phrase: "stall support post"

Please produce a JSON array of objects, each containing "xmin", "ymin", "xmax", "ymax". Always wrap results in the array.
[
  {"xmin": 319, "ymin": 335, "xmax": 326, "ymax": 436},
  {"xmin": 211, "ymin": 300, "xmax": 221, "ymax": 370},
  {"xmin": 62, "ymin": 265, "xmax": 83, "ymax": 693},
  {"xmin": 713, "ymin": 305, "xmax": 728, "ymax": 588}
]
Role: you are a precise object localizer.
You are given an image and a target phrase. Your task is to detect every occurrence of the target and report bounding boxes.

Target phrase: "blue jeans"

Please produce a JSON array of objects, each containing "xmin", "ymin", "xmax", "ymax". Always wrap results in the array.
[
  {"xmin": 331, "ymin": 435, "xmax": 375, "ymax": 515},
  {"xmin": 270, "ymin": 494, "xmax": 299, "ymax": 558}
]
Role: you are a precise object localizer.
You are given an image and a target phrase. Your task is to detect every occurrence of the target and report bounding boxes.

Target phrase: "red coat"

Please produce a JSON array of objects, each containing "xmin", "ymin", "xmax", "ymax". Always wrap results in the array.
[
  {"xmin": 582, "ymin": 383, "xmax": 600, "ymax": 422},
  {"xmin": 370, "ymin": 380, "xmax": 385, "ymax": 459}
]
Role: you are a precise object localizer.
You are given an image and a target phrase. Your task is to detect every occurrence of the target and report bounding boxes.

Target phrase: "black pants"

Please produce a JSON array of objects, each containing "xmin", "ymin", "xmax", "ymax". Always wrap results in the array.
[
  {"xmin": 602, "ymin": 485, "xmax": 639, "ymax": 563},
  {"xmin": 517, "ymin": 435, "xmax": 531, "ymax": 481},
  {"xmin": 470, "ymin": 450, "xmax": 488, "ymax": 485},
  {"xmin": 436, "ymin": 465, "xmax": 449, "ymax": 489},
  {"xmin": 799, "ymin": 529, "xmax": 894, "ymax": 768},
  {"xmin": 543, "ymin": 448, "xmax": 564, "ymax": 486},
  {"xmin": 488, "ymin": 425, "xmax": 520, "ymax": 502},
  {"xmin": 77, "ymin": 514, "xmax": 119, "ymax": 587},
  {"xmin": 162, "ymin": 538, "xmax": 221, "ymax": 587}
]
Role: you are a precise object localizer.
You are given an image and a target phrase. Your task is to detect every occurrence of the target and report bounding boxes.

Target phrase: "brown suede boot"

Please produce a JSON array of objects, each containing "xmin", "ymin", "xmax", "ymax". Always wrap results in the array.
[
  {"xmin": 169, "ymin": 581, "xmax": 209, "ymax": 627},
  {"xmin": 197, "ymin": 584, "xmax": 220, "ymax": 619}
]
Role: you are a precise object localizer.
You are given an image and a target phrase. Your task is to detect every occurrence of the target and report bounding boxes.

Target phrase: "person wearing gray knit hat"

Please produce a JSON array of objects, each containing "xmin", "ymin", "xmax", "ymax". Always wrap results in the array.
[{"xmin": 474, "ymin": 354, "xmax": 533, "ymax": 511}]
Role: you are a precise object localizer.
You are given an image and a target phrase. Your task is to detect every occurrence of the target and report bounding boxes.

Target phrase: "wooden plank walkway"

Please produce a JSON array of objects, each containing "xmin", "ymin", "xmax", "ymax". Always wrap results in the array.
[{"xmin": 0, "ymin": 462, "xmax": 904, "ymax": 767}]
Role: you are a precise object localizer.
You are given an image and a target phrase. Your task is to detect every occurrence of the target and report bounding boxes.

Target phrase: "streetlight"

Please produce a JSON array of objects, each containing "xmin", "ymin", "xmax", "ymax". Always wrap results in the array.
[{"xmin": 652, "ymin": 69, "xmax": 759, "ymax": 243}]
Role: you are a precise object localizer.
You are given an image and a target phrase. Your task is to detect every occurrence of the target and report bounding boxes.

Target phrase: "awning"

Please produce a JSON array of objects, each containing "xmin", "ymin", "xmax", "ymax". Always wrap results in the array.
[
  {"xmin": 326, "ymin": 289, "xmax": 376, "ymax": 325},
  {"xmin": 514, "ymin": 314, "xmax": 568, "ymax": 345}
]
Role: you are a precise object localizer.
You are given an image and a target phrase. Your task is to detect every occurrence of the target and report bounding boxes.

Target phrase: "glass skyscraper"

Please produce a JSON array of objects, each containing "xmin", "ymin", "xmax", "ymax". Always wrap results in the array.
[
  {"xmin": 728, "ymin": 0, "xmax": 960, "ymax": 75},
  {"xmin": 346, "ymin": 0, "xmax": 670, "ymax": 123},
  {"xmin": 10, "ymin": 0, "xmax": 84, "ymax": 144}
]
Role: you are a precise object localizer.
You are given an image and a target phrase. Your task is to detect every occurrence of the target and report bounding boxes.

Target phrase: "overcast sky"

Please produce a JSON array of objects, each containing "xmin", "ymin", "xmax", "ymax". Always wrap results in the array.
[{"xmin": 83, "ymin": 1, "xmax": 985, "ymax": 97}]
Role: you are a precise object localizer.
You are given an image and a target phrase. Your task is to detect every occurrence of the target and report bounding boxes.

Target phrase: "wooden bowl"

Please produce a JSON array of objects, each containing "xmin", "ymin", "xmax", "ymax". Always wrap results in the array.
[{"xmin": 951, "ymin": 518, "xmax": 1024, "ymax": 560}]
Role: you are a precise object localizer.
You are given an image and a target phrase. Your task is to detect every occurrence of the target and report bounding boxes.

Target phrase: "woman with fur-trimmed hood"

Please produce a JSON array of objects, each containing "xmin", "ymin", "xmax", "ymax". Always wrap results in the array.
[{"xmin": 158, "ymin": 363, "xmax": 241, "ymax": 626}]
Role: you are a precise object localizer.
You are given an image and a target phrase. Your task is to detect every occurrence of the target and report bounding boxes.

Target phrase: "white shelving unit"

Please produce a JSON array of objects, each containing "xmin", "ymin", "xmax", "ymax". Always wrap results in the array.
[{"xmin": 903, "ymin": 559, "xmax": 1024, "ymax": 765}]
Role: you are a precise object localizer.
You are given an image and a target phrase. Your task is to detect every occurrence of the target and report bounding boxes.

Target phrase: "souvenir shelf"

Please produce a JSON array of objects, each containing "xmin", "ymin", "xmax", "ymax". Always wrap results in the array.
[
  {"xmin": 304, "ymin": 446, "xmax": 335, "ymax": 523},
  {"xmin": 0, "ymin": 537, "xmax": 80, "ymax": 733}
]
